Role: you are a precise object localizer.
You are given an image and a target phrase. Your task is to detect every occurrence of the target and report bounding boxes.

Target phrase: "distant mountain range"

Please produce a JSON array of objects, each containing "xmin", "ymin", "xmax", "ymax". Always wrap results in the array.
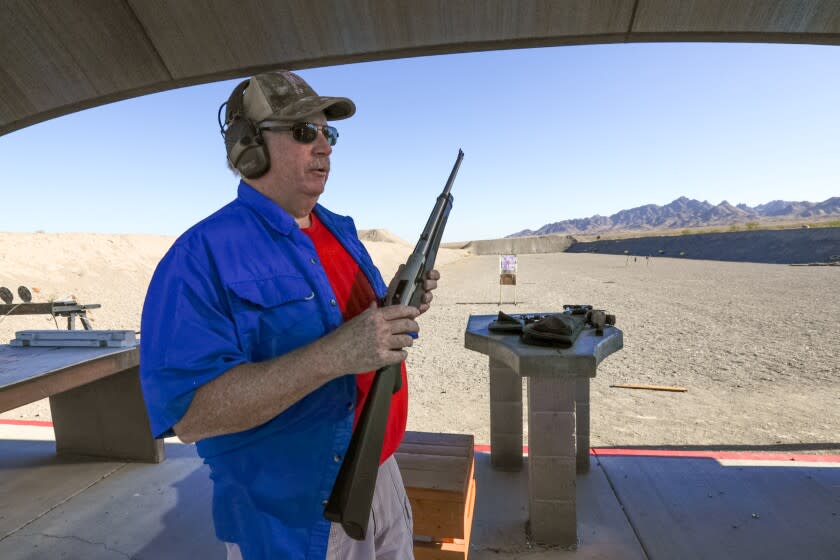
[{"xmin": 508, "ymin": 196, "xmax": 840, "ymax": 237}]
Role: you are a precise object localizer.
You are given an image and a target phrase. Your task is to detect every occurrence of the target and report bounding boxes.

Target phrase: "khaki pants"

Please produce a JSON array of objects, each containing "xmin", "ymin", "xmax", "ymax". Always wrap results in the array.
[{"xmin": 226, "ymin": 455, "xmax": 414, "ymax": 559}]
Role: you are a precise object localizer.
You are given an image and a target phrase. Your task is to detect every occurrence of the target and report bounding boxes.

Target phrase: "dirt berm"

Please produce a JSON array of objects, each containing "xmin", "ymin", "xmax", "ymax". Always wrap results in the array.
[
  {"xmin": 442, "ymin": 234, "xmax": 575, "ymax": 255},
  {"xmin": 566, "ymin": 226, "xmax": 840, "ymax": 264}
]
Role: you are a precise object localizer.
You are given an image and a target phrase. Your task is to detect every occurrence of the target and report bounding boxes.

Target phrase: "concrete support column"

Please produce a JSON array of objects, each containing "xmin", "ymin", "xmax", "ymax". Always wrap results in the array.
[
  {"xmin": 50, "ymin": 366, "xmax": 164, "ymax": 463},
  {"xmin": 576, "ymin": 377, "xmax": 590, "ymax": 473},
  {"xmin": 526, "ymin": 376, "xmax": 577, "ymax": 547},
  {"xmin": 489, "ymin": 357, "xmax": 523, "ymax": 471}
]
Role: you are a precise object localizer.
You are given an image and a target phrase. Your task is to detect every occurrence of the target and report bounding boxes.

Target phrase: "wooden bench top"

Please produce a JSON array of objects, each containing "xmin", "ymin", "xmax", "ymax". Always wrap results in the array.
[
  {"xmin": 0, "ymin": 344, "xmax": 139, "ymax": 413},
  {"xmin": 395, "ymin": 432, "xmax": 475, "ymax": 501}
]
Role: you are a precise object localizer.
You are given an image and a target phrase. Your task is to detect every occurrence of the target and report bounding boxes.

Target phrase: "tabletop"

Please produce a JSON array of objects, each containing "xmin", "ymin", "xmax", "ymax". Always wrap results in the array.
[
  {"xmin": 464, "ymin": 313, "xmax": 623, "ymax": 377},
  {"xmin": 0, "ymin": 344, "xmax": 139, "ymax": 412}
]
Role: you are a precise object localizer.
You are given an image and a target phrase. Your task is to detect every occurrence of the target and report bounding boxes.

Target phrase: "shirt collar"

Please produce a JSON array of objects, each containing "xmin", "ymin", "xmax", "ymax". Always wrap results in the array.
[{"xmin": 236, "ymin": 181, "xmax": 297, "ymax": 236}]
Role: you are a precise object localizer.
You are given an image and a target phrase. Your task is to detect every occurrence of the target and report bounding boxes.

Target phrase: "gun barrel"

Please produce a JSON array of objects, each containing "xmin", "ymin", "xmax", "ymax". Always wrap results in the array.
[
  {"xmin": 441, "ymin": 149, "xmax": 464, "ymax": 198},
  {"xmin": 0, "ymin": 302, "xmax": 101, "ymax": 316},
  {"xmin": 412, "ymin": 150, "xmax": 463, "ymax": 260}
]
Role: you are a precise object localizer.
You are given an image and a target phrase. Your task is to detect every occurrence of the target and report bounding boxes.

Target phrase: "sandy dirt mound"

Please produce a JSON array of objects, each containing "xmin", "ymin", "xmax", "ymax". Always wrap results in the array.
[
  {"xmin": 363, "ymin": 242, "xmax": 467, "ymax": 283},
  {"xmin": 357, "ymin": 229, "xmax": 409, "ymax": 245},
  {"xmin": 0, "ymin": 232, "xmax": 174, "ymax": 340}
]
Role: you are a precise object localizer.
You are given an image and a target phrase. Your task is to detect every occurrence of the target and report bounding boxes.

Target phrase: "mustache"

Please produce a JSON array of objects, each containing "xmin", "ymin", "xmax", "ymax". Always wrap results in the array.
[{"xmin": 309, "ymin": 157, "xmax": 330, "ymax": 172}]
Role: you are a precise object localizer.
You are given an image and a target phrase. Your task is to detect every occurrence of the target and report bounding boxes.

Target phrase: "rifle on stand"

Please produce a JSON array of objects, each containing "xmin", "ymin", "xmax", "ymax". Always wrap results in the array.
[{"xmin": 324, "ymin": 149, "xmax": 464, "ymax": 539}]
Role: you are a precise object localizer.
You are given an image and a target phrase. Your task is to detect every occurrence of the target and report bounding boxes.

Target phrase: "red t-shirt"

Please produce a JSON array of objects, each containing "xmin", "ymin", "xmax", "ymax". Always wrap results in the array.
[{"xmin": 302, "ymin": 212, "xmax": 408, "ymax": 464}]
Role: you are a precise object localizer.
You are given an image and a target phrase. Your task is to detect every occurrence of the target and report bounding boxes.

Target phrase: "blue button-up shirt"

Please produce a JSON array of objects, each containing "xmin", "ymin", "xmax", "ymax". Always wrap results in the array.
[{"xmin": 139, "ymin": 182, "xmax": 388, "ymax": 559}]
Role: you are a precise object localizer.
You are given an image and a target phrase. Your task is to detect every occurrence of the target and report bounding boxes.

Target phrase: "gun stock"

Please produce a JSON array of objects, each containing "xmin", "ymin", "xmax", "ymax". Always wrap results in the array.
[{"xmin": 324, "ymin": 149, "xmax": 464, "ymax": 539}]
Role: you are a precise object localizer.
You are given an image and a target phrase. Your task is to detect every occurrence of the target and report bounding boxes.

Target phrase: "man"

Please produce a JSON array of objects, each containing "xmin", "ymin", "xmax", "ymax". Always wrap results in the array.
[{"xmin": 140, "ymin": 70, "xmax": 438, "ymax": 559}]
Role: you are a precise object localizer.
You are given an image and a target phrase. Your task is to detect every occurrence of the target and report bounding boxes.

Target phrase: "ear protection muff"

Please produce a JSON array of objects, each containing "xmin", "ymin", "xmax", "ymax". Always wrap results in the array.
[{"xmin": 219, "ymin": 79, "xmax": 270, "ymax": 179}]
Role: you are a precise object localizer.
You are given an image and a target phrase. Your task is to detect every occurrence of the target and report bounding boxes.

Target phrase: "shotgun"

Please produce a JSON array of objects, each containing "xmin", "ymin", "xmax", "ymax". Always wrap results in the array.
[{"xmin": 324, "ymin": 149, "xmax": 464, "ymax": 539}]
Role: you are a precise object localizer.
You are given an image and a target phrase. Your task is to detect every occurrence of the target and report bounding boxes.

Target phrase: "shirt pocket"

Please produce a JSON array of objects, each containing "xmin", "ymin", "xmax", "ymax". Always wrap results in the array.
[{"xmin": 227, "ymin": 274, "xmax": 322, "ymax": 360}]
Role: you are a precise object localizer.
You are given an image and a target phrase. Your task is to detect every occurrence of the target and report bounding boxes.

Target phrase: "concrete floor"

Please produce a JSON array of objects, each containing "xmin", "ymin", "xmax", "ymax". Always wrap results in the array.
[{"xmin": 1, "ymin": 423, "xmax": 838, "ymax": 559}]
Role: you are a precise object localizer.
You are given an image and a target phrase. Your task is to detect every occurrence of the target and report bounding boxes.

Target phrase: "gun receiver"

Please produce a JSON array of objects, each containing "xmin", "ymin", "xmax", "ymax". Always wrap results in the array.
[{"xmin": 324, "ymin": 149, "xmax": 464, "ymax": 540}]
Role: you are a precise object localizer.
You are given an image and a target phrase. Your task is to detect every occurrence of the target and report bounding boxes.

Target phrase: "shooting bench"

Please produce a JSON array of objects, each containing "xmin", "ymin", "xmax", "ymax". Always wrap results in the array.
[
  {"xmin": 464, "ymin": 314, "xmax": 623, "ymax": 546},
  {"xmin": 0, "ymin": 343, "xmax": 163, "ymax": 463},
  {"xmin": 395, "ymin": 431, "xmax": 476, "ymax": 560}
]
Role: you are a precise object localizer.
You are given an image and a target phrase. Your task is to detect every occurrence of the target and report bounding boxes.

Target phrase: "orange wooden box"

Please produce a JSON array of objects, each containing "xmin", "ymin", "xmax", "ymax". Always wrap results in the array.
[{"xmin": 395, "ymin": 431, "xmax": 476, "ymax": 560}]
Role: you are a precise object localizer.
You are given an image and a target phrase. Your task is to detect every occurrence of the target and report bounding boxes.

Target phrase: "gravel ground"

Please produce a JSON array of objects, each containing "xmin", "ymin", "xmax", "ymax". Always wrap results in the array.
[{"xmin": 407, "ymin": 252, "xmax": 840, "ymax": 454}]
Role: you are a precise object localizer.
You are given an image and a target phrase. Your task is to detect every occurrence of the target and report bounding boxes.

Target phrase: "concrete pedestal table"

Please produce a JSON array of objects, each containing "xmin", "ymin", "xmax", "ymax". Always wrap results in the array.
[{"xmin": 464, "ymin": 314, "xmax": 623, "ymax": 546}]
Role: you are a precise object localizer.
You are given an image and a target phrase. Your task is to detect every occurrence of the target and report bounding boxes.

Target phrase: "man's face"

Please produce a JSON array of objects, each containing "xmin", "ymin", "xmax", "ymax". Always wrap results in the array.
[{"xmin": 256, "ymin": 111, "xmax": 332, "ymax": 217}]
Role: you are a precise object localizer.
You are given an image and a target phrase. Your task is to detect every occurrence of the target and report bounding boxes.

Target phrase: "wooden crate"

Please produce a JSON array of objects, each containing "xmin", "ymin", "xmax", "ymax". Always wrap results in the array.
[{"xmin": 395, "ymin": 431, "xmax": 476, "ymax": 560}]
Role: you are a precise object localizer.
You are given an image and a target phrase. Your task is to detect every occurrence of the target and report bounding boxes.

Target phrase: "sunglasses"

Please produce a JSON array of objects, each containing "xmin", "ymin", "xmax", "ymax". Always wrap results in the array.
[{"xmin": 260, "ymin": 122, "xmax": 339, "ymax": 146}]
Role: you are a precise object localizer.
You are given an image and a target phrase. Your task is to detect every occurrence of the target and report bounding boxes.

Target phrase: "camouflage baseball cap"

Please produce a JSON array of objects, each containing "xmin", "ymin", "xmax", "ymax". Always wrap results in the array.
[{"xmin": 242, "ymin": 70, "xmax": 355, "ymax": 123}]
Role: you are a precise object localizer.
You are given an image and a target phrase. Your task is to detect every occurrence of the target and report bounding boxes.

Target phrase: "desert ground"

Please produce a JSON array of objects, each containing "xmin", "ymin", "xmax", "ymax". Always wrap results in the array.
[{"xmin": 1, "ymin": 231, "xmax": 838, "ymax": 455}]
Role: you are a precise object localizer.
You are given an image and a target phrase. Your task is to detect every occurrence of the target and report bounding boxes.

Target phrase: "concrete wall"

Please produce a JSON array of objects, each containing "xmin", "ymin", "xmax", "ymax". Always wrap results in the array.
[{"xmin": 446, "ymin": 235, "xmax": 576, "ymax": 255}]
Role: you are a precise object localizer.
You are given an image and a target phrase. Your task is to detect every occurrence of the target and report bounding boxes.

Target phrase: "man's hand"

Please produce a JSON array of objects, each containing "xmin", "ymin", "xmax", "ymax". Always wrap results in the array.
[
  {"xmin": 416, "ymin": 269, "xmax": 440, "ymax": 314},
  {"xmin": 386, "ymin": 267, "xmax": 440, "ymax": 315},
  {"xmin": 326, "ymin": 302, "xmax": 420, "ymax": 374}
]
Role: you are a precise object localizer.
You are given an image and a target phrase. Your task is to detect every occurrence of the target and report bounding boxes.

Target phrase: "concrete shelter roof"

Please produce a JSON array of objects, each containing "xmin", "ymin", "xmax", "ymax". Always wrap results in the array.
[{"xmin": 2, "ymin": 0, "xmax": 840, "ymax": 136}]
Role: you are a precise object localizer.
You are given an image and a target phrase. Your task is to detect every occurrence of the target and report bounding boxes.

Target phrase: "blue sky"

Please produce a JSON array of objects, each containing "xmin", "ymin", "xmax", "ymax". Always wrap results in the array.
[{"xmin": 1, "ymin": 42, "xmax": 838, "ymax": 242}]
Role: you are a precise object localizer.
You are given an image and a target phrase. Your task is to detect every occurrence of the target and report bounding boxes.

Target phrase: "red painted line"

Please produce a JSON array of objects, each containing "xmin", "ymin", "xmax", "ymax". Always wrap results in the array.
[
  {"xmin": 0, "ymin": 419, "xmax": 53, "ymax": 427},
  {"xmin": 592, "ymin": 448, "xmax": 840, "ymax": 463},
  {"xmin": 473, "ymin": 445, "xmax": 840, "ymax": 463}
]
